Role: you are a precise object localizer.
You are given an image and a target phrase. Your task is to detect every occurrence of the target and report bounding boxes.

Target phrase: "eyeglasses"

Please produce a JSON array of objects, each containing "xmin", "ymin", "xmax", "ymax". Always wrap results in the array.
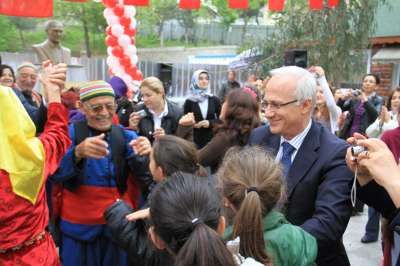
[
  {"xmin": 20, "ymin": 73, "xmax": 37, "ymax": 80},
  {"xmin": 85, "ymin": 103, "xmax": 116, "ymax": 113},
  {"xmin": 261, "ymin": 99, "xmax": 298, "ymax": 111}
]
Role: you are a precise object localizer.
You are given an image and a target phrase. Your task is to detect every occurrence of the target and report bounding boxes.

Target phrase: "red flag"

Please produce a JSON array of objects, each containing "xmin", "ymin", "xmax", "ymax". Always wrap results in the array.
[
  {"xmin": 179, "ymin": 0, "xmax": 201, "ymax": 9},
  {"xmin": 0, "ymin": 0, "xmax": 52, "ymax": 17},
  {"xmin": 228, "ymin": 0, "xmax": 249, "ymax": 9},
  {"xmin": 268, "ymin": 0, "xmax": 285, "ymax": 11},
  {"xmin": 309, "ymin": 0, "xmax": 323, "ymax": 10},
  {"xmin": 124, "ymin": 0, "xmax": 150, "ymax": 5},
  {"xmin": 328, "ymin": 0, "xmax": 339, "ymax": 8}
]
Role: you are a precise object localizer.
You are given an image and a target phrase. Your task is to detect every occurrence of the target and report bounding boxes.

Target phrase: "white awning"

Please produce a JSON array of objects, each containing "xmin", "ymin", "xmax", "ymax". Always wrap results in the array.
[{"xmin": 372, "ymin": 48, "xmax": 400, "ymax": 63}]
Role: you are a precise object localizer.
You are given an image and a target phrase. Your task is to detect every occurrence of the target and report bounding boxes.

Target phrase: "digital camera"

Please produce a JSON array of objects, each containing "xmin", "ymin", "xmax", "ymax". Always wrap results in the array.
[{"xmin": 351, "ymin": 145, "xmax": 366, "ymax": 156}]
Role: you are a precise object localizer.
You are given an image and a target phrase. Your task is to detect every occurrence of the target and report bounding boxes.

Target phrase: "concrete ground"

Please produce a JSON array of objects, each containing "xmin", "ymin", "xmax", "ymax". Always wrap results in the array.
[{"xmin": 344, "ymin": 210, "xmax": 382, "ymax": 266}]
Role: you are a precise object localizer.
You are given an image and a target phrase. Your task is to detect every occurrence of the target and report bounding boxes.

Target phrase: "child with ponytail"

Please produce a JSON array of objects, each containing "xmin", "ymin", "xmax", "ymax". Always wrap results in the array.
[
  {"xmin": 149, "ymin": 172, "xmax": 260, "ymax": 266},
  {"xmin": 218, "ymin": 146, "xmax": 318, "ymax": 266}
]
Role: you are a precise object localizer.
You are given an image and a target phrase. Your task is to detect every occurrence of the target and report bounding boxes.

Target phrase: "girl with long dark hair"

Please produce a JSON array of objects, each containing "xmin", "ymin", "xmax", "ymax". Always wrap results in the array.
[
  {"xmin": 149, "ymin": 173, "xmax": 238, "ymax": 266},
  {"xmin": 104, "ymin": 135, "xmax": 207, "ymax": 266},
  {"xmin": 179, "ymin": 89, "xmax": 260, "ymax": 172}
]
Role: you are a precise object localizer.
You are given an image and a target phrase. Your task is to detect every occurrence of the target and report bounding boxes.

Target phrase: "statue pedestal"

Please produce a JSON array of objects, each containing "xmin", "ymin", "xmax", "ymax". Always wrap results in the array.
[
  {"xmin": 34, "ymin": 63, "xmax": 88, "ymax": 92},
  {"xmin": 67, "ymin": 64, "xmax": 87, "ymax": 82}
]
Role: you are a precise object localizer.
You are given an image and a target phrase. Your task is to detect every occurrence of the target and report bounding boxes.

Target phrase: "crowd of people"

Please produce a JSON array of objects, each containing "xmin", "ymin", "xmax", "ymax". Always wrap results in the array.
[{"xmin": 1, "ymin": 57, "xmax": 400, "ymax": 266}]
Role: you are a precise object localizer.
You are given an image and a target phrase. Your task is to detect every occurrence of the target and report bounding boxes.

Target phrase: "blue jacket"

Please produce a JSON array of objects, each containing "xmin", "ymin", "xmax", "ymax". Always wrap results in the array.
[{"xmin": 12, "ymin": 88, "xmax": 47, "ymax": 133}]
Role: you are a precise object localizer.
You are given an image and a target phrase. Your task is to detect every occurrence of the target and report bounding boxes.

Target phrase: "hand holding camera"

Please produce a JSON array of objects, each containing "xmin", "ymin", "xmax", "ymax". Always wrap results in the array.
[
  {"xmin": 346, "ymin": 133, "xmax": 372, "ymax": 185},
  {"xmin": 354, "ymin": 137, "xmax": 399, "ymax": 188},
  {"xmin": 129, "ymin": 109, "xmax": 146, "ymax": 130}
]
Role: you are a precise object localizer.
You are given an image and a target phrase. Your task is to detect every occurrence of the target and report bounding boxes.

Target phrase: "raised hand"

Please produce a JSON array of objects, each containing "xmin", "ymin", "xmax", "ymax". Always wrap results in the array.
[{"xmin": 40, "ymin": 61, "xmax": 67, "ymax": 103}]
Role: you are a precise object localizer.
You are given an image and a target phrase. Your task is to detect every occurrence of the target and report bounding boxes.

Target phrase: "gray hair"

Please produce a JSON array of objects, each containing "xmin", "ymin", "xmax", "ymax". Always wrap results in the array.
[
  {"xmin": 45, "ymin": 20, "xmax": 64, "ymax": 32},
  {"xmin": 270, "ymin": 66, "xmax": 317, "ymax": 109},
  {"xmin": 16, "ymin": 62, "xmax": 38, "ymax": 75}
]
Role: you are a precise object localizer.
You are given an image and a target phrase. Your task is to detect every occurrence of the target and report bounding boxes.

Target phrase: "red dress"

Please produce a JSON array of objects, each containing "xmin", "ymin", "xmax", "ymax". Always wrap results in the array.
[{"xmin": 0, "ymin": 103, "xmax": 71, "ymax": 266}]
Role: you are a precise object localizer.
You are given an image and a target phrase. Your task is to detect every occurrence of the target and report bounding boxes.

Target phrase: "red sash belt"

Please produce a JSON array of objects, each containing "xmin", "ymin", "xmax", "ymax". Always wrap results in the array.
[{"xmin": 61, "ymin": 185, "xmax": 132, "ymax": 225}]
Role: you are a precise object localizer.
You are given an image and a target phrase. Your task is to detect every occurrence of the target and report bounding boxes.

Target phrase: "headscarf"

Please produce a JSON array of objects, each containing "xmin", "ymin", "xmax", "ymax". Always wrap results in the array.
[
  {"xmin": 187, "ymin": 69, "xmax": 212, "ymax": 102},
  {"xmin": 0, "ymin": 86, "xmax": 45, "ymax": 204}
]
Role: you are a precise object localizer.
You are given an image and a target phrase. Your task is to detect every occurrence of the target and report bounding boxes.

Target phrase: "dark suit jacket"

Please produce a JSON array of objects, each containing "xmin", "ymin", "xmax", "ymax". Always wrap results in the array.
[
  {"xmin": 249, "ymin": 121, "xmax": 353, "ymax": 266},
  {"xmin": 183, "ymin": 96, "xmax": 221, "ymax": 149},
  {"xmin": 12, "ymin": 88, "xmax": 47, "ymax": 134}
]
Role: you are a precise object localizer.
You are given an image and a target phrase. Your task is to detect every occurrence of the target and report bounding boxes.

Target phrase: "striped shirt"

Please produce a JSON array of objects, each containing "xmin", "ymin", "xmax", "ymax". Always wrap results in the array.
[{"xmin": 276, "ymin": 119, "xmax": 312, "ymax": 163}]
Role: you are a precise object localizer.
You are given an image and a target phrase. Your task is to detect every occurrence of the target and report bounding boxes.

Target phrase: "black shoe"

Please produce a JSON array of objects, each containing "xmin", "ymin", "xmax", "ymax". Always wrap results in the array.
[{"xmin": 361, "ymin": 235, "xmax": 378, "ymax": 243}]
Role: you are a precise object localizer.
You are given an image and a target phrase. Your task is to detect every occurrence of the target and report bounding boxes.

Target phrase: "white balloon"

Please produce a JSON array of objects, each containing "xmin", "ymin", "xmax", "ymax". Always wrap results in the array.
[
  {"xmin": 126, "ymin": 45, "xmax": 137, "ymax": 56},
  {"xmin": 111, "ymin": 25, "xmax": 124, "ymax": 37},
  {"xmin": 107, "ymin": 47, "xmax": 113, "ymax": 56},
  {"xmin": 107, "ymin": 55, "xmax": 117, "ymax": 67},
  {"xmin": 129, "ymin": 54, "xmax": 138, "ymax": 65},
  {"xmin": 122, "ymin": 74, "xmax": 133, "ymax": 85},
  {"xmin": 107, "ymin": 15, "xmax": 120, "ymax": 26},
  {"xmin": 103, "ymin": 8, "xmax": 113, "ymax": 19},
  {"xmin": 113, "ymin": 65, "xmax": 124, "ymax": 77},
  {"xmin": 130, "ymin": 19, "xmax": 137, "ymax": 30},
  {"xmin": 118, "ymin": 35, "xmax": 131, "ymax": 48},
  {"xmin": 124, "ymin": 6, "xmax": 136, "ymax": 17}
]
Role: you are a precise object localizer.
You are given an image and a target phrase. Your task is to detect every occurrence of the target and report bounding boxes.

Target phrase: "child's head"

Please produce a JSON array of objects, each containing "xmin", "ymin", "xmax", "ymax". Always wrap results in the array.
[
  {"xmin": 150, "ymin": 135, "xmax": 206, "ymax": 182},
  {"xmin": 217, "ymin": 146, "xmax": 285, "ymax": 264},
  {"xmin": 149, "ymin": 172, "xmax": 236, "ymax": 266}
]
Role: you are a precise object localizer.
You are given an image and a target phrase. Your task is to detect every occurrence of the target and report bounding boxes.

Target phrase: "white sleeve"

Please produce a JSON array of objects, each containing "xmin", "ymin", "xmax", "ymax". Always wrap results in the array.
[{"xmin": 318, "ymin": 76, "xmax": 341, "ymax": 120}]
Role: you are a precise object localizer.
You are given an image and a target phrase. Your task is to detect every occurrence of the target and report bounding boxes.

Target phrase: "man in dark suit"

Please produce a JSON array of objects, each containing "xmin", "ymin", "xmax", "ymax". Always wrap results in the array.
[{"xmin": 249, "ymin": 66, "xmax": 353, "ymax": 265}]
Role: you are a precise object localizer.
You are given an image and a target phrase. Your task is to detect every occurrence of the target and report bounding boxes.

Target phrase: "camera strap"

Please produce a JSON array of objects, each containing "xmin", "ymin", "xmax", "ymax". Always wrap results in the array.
[{"xmin": 351, "ymin": 167, "xmax": 358, "ymax": 207}]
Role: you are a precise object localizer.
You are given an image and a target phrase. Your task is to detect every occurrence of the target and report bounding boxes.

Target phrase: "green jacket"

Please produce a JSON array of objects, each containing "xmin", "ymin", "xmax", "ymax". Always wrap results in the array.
[{"xmin": 224, "ymin": 210, "xmax": 317, "ymax": 266}]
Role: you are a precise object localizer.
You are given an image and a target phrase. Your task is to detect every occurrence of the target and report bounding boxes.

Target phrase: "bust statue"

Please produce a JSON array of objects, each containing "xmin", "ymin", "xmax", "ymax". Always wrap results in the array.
[{"xmin": 32, "ymin": 20, "xmax": 71, "ymax": 64}]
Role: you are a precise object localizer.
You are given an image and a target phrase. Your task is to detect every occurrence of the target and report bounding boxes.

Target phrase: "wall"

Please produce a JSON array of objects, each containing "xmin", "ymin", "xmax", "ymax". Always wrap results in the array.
[{"xmin": 371, "ymin": 62, "xmax": 394, "ymax": 95}]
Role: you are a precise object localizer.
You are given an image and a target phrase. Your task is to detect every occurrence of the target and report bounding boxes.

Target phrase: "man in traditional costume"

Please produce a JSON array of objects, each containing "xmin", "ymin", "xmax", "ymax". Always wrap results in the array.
[{"xmin": 51, "ymin": 80, "xmax": 151, "ymax": 266}]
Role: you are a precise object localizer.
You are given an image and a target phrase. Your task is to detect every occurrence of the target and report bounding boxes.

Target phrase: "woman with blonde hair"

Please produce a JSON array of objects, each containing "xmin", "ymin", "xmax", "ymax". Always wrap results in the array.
[
  {"xmin": 218, "ymin": 146, "xmax": 317, "ymax": 266},
  {"xmin": 129, "ymin": 76, "xmax": 182, "ymax": 143}
]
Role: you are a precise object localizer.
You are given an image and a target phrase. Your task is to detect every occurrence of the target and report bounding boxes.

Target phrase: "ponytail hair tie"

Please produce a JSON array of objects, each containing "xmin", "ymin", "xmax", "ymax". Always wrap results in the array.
[
  {"xmin": 246, "ymin": 187, "xmax": 258, "ymax": 196},
  {"xmin": 191, "ymin": 218, "xmax": 203, "ymax": 227}
]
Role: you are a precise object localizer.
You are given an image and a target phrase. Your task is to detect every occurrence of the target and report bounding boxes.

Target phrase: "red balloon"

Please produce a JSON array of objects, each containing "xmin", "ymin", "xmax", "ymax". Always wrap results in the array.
[
  {"xmin": 124, "ymin": 28, "xmax": 136, "ymax": 36},
  {"xmin": 120, "ymin": 17, "xmax": 131, "ymax": 28},
  {"xmin": 106, "ymin": 26, "xmax": 112, "ymax": 36},
  {"xmin": 112, "ymin": 46, "xmax": 124, "ymax": 58},
  {"xmin": 119, "ymin": 55, "xmax": 132, "ymax": 68},
  {"xmin": 105, "ymin": 35, "xmax": 118, "ymax": 47},
  {"xmin": 127, "ymin": 66, "xmax": 137, "ymax": 77},
  {"xmin": 134, "ymin": 70, "xmax": 143, "ymax": 80},
  {"xmin": 113, "ymin": 5, "xmax": 125, "ymax": 17},
  {"xmin": 103, "ymin": 0, "xmax": 117, "ymax": 8}
]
